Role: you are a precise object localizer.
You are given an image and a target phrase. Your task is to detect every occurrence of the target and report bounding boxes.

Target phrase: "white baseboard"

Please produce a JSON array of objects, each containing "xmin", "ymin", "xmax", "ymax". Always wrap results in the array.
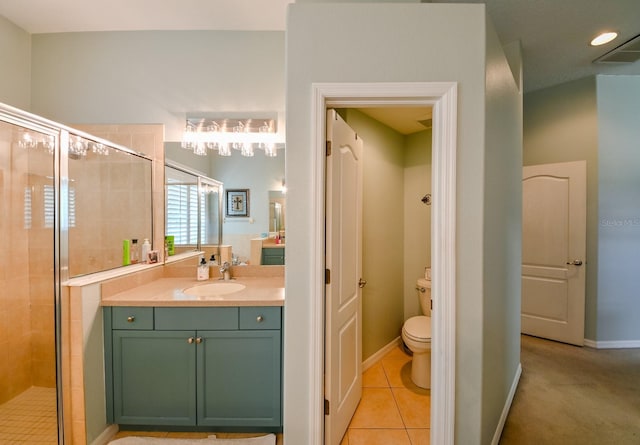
[
  {"xmin": 362, "ymin": 336, "xmax": 402, "ymax": 371},
  {"xmin": 491, "ymin": 363, "xmax": 522, "ymax": 445},
  {"xmin": 90, "ymin": 424, "xmax": 119, "ymax": 445},
  {"xmin": 584, "ymin": 338, "xmax": 640, "ymax": 349}
]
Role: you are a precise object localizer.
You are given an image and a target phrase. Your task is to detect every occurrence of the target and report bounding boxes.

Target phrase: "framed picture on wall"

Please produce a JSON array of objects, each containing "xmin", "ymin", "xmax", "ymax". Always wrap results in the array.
[{"xmin": 226, "ymin": 189, "xmax": 250, "ymax": 217}]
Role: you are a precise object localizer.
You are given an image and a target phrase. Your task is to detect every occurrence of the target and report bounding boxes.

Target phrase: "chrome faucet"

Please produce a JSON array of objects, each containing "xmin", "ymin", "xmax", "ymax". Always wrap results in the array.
[{"xmin": 219, "ymin": 261, "xmax": 232, "ymax": 281}]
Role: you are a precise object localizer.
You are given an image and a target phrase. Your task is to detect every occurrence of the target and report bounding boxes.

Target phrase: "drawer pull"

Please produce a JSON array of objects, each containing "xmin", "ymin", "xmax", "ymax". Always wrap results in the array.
[
  {"xmin": 256, "ymin": 315, "xmax": 264, "ymax": 323},
  {"xmin": 187, "ymin": 337, "xmax": 195, "ymax": 344},
  {"xmin": 127, "ymin": 316, "xmax": 135, "ymax": 323},
  {"xmin": 195, "ymin": 337, "xmax": 203, "ymax": 344}
]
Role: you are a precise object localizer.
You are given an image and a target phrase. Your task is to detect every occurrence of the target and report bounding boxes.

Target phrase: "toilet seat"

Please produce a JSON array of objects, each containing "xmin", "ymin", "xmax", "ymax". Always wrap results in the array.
[{"xmin": 403, "ymin": 315, "xmax": 431, "ymax": 343}]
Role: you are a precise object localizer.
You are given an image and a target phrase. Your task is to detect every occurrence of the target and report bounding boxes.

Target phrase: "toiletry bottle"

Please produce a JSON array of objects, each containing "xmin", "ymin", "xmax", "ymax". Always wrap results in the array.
[
  {"xmin": 123, "ymin": 240, "xmax": 131, "ymax": 266},
  {"xmin": 197, "ymin": 257, "xmax": 209, "ymax": 281},
  {"xmin": 130, "ymin": 239, "xmax": 139, "ymax": 264},
  {"xmin": 209, "ymin": 254, "xmax": 217, "ymax": 276},
  {"xmin": 141, "ymin": 238, "xmax": 151, "ymax": 264}
]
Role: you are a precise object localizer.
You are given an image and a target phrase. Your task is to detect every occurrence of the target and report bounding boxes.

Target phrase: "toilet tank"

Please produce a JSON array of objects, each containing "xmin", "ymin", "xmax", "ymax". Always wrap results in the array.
[{"xmin": 417, "ymin": 278, "xmax": 431, "ymax": 316}]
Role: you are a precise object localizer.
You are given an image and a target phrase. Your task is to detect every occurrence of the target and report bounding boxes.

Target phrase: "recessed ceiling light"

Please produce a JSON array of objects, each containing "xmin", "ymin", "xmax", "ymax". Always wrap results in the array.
[{"xmin": 590, "ymin": 32, "xmax": 618, "ymax": 46}]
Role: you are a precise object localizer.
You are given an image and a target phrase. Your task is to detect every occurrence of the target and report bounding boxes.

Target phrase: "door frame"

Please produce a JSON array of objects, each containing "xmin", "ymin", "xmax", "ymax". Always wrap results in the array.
[{"xmin": 310, "ymin": 82, "xmax": 458, "ymax": 444}]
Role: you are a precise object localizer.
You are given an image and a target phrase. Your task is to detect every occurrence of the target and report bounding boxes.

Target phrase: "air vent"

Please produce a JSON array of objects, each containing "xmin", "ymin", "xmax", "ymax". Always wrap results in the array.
[{"xmin": 594, "ymin": 34, "xmax": 640, "ymax": 64}]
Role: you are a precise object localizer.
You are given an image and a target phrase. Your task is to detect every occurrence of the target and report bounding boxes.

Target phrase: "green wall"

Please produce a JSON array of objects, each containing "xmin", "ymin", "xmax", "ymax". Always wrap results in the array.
[
  {"xmin": 523, "ymin": 76, "xmax": 599, "ymax": 340},
  {"xmin": 341, "ymin": 109, "xmax": 432, "ymax": 361}
]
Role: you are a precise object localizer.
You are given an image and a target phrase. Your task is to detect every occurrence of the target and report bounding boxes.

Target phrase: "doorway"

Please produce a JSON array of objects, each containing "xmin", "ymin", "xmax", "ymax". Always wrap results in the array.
[{"xmin": 310, "ymin": 82, "xmax": 458, "ymax": 445}]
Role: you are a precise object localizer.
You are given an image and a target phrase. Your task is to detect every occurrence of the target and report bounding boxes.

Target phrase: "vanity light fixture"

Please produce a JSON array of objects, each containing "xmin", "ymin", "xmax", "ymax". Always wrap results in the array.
[
  {"xmin": 18, "ymin": 130, "xmax": 110, "ymax": 157},
  {"xmin": 590, "ymin": 31, "xmax": 618, "ymax": 46},
  {"xmin": 181, "ymin": 117, "xmax": 283, "ymax": 157}
]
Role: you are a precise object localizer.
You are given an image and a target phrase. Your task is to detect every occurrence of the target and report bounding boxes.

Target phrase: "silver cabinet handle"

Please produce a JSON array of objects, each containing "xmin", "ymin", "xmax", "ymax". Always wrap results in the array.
[
  {"xmin": 566, "ymin": 260, "xmax": 583, "ymax": 266},
  {"xmin": 256, "ymin": 315, "xmax": 264, "ymax": 323},
  {"xmin": 127, "ymin": 316, "xmax": 135, "ymax": 323}
]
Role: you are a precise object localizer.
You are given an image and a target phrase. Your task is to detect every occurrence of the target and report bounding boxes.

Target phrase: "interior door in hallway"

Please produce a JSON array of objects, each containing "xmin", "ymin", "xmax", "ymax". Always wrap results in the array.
[
  {"xmin": 522, "ymin": 161, "xmax": 586, "ymax": 346},
  {"xmin": 325, "ymin": 109, "xmax": 363, "ymax": 445}
]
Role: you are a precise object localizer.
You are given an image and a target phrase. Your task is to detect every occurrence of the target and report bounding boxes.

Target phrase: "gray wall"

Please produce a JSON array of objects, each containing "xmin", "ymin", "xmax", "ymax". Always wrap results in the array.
[
  {"xmin": 286, "ymin": 3, "xmax": 521, "ymax": 443},
  {"xmin": 30, "ymin": 30, "xmax": 285, "ymax": 142},
  {"xmin": 0, "ymin": 15, "xmax": 31, "ymax": 109},
  {"xmin": 523, "ymin": 76, "xmax": 599, "ymax": 340},
  {"xmin": 596, "ymin": 75, "xmax": 640, "ymax": 343},
  {"xmin": 481, "ymin": 19, "xmax": 523, "ymax": 444}
]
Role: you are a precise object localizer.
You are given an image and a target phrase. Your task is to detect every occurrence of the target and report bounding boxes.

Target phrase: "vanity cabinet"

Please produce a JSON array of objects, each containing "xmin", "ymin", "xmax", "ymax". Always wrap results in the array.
[
  {"xmin": 104, "ymin": 306, "xmax": 282, "ymax": 431},
  {"xmin": 261, "ymin": 247, "xmax": 285, "ymax": 265}
]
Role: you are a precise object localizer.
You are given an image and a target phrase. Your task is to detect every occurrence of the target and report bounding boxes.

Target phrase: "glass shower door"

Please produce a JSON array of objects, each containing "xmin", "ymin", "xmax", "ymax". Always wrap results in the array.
[{"xmin": 0, "ymin": 119, "xmax": 60, "ymax": 444}]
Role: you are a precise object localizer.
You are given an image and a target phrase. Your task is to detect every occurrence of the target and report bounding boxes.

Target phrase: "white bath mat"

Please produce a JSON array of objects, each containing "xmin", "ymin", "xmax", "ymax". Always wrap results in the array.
[{"xmin": 109, "ymin": 434, "xmax": 275, "ymax": 445}]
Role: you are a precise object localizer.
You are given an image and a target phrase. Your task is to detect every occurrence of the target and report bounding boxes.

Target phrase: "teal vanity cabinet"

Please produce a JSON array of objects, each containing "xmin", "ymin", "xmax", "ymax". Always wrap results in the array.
[
  {"xmin": 261, "ymin": 247, "xmax": 285, "ymax": 265},
  {"xmin": 104, "ymin": 305, "xmax": 282, "ymax": 431}
]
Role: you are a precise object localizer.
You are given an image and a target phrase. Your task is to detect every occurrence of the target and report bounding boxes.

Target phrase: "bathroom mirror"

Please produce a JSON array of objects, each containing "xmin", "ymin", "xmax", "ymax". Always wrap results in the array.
[
  {"xmin": 68, "ymin": 134, "xmax": 153, "ymax": 277},
  {"xmin": 165, "ymin": 141, "xmax": 285, "ymax": 264},
  {"xmin": 165, "ymin": 162, "xmax": 223, "ymax": 256},
  {"xmin": 268, "ymin": 190, "xmax": 286, "ymax": 233}
]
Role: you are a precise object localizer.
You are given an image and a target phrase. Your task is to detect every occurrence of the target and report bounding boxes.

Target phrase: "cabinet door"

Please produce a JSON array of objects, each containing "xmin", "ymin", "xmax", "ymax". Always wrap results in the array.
[
  {"xmin": 261, "ymin": 247, "xmax": 285, "ymax": 265},
  {"xmin": 112, "ymin": 330, "xmax": 197, "ymax": 425},
  {"xmin": 197, "ymin": 330, "xmax": 282, "ymax": 427}
]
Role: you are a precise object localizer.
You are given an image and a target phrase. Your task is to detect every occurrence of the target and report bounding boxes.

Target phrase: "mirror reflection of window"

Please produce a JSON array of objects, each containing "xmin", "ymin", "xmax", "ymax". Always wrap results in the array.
[
  {"xmin": 165, "ymin": 164, "xmax": 223, "ymax": 254},
  {"xmin": 166, "ymin": 173, "xmax": 199, "ymax": 245},
  {"xmin": 268, "ymin": 190, "xmax": 286, "ymax": 234}
]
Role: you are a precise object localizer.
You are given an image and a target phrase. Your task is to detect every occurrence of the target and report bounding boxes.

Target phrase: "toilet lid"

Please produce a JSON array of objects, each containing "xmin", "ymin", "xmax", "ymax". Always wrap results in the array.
[{"xmin": 403, "ymin": 315, "xmax": 431, "ymax": 341}]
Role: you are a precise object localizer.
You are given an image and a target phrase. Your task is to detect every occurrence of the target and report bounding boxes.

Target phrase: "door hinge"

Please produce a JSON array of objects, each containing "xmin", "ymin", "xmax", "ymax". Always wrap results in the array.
[
  {"xmin": 325, "ymin": 269, "xmax": 331, "ymax": 284},
  {"xmin": 324, "ymin": 398, "xmax": 330, "ymax": 415},
  {"xmin": 326, "ymin": 140, "xmax": 332, "ymax": 156}
]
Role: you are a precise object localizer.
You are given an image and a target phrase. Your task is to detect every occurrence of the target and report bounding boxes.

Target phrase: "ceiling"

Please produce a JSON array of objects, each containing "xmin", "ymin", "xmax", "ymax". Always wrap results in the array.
[{"xmin": 0, "ymin": 0, "xmax": 638, "ymax": 134}]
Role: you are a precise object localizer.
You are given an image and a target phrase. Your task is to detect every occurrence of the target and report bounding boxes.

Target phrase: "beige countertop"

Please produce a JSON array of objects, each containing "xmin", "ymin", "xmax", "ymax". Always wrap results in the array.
[
  {"xmin": 262, "ymin": 243, "xmax": 285, "ymax": 248},
  {"xmin": 101, "ymin": 276, "xmax": 284, "ymax": 307}
]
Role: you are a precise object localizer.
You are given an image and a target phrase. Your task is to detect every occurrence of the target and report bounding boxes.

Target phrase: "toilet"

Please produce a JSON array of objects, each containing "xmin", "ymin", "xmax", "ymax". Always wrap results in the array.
[{"xmin": 401, "ymin": 276, "xmax": 432, "ymax": 389}]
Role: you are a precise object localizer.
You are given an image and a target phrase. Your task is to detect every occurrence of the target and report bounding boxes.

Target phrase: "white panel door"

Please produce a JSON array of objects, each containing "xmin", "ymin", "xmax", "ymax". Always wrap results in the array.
[
  {"xmin": 325, "ymin": 109, "xmax": 363, "ymax": 445},
  {"xmin": 522, "ymin": 161, "xmax": 586, "ymax": 345}
]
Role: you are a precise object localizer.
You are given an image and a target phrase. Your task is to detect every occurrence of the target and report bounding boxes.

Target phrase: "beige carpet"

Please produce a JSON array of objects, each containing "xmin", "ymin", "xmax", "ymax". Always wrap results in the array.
[
  {"xmin": 109, "ymin": 435, "xmax": 275, "ymax": 445},
  {"xmin": 500, "ymin": 335, "xmax": 640, "ymax": 444}
]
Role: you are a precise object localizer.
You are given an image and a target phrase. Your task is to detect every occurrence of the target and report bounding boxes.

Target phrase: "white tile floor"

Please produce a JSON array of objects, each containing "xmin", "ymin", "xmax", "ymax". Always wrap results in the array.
[{"xmin": 0, "ymin": 386, "xmax": 58, "ymax": 444}]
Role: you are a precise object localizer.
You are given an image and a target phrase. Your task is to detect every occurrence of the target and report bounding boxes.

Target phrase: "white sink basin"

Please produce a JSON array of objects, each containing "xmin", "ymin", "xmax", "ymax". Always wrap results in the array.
[{"xmin": 183, "ymin": 282, "xmax": 246, "ymax": 297}]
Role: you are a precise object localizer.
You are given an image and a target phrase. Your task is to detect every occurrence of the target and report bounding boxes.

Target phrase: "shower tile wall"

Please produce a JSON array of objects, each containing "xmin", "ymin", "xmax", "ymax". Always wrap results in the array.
[{"xmin": 72, "ymin": 123, "xmax": 165, "ymax": 273}]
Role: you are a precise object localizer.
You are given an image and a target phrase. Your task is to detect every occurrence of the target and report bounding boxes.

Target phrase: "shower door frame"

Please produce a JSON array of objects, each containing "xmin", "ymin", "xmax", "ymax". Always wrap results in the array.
[{"xmin": 0, "ymin": 104, "xmax": 67, "ymax": 444}]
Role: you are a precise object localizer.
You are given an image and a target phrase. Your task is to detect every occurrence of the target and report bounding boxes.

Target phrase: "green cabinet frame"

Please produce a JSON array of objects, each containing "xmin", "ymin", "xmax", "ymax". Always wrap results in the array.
[{"xmin": 104, "ymin": 306, "xmax": 282, "ymax": 431}]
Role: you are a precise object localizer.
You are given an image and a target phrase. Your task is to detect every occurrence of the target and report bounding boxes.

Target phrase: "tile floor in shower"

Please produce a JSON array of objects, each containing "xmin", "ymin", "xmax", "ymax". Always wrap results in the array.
[{"xmin": 0, "ymin": 386, "xmax": 58, "ymax": 444}]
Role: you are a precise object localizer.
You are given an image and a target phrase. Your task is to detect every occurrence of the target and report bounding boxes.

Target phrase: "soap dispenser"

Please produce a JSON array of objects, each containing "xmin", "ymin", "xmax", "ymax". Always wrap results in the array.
[
  {"xmin": 209, "ymin": 254, "xmax": 217, "ymax": 277},
  {"xmin": 197, "ymin": 257, "xmax": 209, "ymax": 281}
]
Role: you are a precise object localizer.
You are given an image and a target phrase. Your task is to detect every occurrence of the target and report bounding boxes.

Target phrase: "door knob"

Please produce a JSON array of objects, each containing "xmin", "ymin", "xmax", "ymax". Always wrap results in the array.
[
  {"xmin": 566, "ymin": 260, "xmax": 583, "ymax": 266},
  {"xmin": 358, "ymin": 278, "xmax": 367, "ymax": 288}
]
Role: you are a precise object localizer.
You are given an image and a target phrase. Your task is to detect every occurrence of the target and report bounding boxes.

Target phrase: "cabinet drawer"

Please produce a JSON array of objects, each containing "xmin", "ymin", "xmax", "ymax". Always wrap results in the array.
[
  {"xmin": 240, "ymin": 307, "xmax": 281, "ymax": 330},
  {"xmin": 155, "ymin": 307, "xmax": 238, "ymax": 330},
  {"xmin": 112, "ymin": 307, "xmax": 154, "ymax": 330}
]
